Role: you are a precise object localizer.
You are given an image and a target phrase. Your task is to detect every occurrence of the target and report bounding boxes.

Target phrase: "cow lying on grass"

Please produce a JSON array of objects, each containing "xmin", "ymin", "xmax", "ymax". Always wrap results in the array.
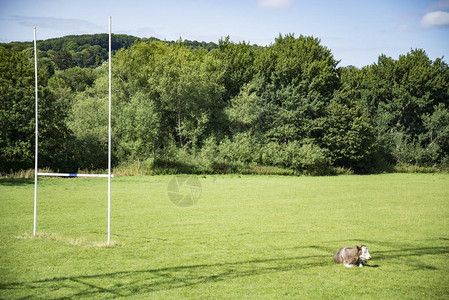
[{"xmin": 334, "ymin": 245, "xmax": 372, "ymax": 267}]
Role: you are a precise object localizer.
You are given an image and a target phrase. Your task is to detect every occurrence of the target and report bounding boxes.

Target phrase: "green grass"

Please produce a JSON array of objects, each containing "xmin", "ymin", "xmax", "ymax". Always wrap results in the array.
[{"xmin": 1, "ymin": 174, "xmax": 448, "ymax": 299}]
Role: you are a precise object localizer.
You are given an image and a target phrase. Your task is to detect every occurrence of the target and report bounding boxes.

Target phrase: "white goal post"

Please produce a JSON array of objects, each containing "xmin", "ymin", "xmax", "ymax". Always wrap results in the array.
[{"xmin": 33, "ymin": 17, "xmax": 113, "ymax": 245}]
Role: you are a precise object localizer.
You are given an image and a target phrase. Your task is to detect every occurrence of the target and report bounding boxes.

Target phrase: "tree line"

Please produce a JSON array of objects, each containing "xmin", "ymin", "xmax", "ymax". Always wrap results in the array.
[{"xmin": 1, "ymin": 34, "xmax": 448, "ymax": 175}]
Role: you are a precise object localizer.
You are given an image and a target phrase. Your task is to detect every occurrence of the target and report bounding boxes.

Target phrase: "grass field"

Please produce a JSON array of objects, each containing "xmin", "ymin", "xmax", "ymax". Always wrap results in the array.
[{"xmin": 1, "ymin": 174, "xmax": 448, "ymax": 299}]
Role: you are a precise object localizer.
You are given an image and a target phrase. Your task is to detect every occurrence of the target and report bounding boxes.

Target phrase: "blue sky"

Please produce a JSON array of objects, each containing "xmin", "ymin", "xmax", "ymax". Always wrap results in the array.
[{"xmin": 1, "ymin": 0, "xmax": 448, "ymax": 67}]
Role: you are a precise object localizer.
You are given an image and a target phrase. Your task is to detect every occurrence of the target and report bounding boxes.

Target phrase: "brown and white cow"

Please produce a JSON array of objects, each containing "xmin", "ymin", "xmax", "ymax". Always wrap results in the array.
[{"xmin": 334, "ymin": 245, "xmax": 371, "ymax": 267}]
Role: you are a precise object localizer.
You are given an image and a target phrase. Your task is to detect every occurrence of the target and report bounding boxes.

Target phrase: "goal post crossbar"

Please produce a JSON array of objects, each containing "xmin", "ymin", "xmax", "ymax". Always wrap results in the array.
[{"xmin": 38, "ymin": 173, "xmax": 115, "ymax": 178}]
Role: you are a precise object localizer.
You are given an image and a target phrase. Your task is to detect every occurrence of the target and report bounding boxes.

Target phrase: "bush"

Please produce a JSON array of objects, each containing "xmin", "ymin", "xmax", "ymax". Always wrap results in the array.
[
  {"xmin": 287, "ymin": 142, "xmax": 332, "ymax": 175},
  {"xmin": 260, "ymin": 141, "xmax": 333, "ymax": 175},
  {"xmin": 217, "ymin": 133, "xmax": 260, "ymax": 164},
  {"xmin": 261, "ymin": 142, "xmax": 287, "ymax": 166}
]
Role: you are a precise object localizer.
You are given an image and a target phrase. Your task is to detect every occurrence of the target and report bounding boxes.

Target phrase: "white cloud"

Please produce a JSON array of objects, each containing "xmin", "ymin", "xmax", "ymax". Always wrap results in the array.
[
  {"xmin": 258, "ymin": 0, "xmax": 293, "ymax": 9},
  {"xmin": 420, "ymin": 11, "xmax": 449, "ymax": 27}
]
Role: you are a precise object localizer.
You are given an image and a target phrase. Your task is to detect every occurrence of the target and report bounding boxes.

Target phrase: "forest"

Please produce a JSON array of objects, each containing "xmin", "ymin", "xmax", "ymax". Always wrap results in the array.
[{"xmin": 1, "ymin": 33, "xmax": 448, "ymax": 175}]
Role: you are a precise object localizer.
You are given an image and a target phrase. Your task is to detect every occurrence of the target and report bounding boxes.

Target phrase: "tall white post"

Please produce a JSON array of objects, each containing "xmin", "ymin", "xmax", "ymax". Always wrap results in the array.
[
  {"xmin": 108, "ymin": 16, "xmax": 112, "ymax": 245},
  {"xmin": 33, "ymin": 27, "xmax": 38, "ymax": 237}
]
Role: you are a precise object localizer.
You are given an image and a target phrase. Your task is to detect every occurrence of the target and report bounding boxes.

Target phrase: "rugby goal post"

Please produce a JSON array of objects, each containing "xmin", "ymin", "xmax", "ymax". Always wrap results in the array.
[{"xmin": 33, "ymin": 16, "xmax": 113, "ymax": 245}]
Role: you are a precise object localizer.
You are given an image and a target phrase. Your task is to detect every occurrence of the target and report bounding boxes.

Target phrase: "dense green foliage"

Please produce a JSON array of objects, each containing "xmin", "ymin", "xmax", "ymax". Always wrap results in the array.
[
  {"xmin": 1, "ymin": 34, "xmax": 448, "ymax": 174},
  {"xmin": 1, "ymin": 34, "xmax": 218, "ymax": 70}
]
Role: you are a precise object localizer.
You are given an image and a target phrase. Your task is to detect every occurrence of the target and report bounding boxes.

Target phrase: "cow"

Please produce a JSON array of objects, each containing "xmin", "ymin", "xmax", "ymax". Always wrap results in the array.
[{"xmin": 334, "ymin": 245, "xmax": 371, "ymax": 267}]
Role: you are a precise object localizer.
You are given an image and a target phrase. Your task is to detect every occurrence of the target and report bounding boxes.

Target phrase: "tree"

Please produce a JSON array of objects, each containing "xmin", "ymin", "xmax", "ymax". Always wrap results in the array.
[
  {"xmin": 226, "ymin": 82, "xmax": 264, "ymax": 135},
  {"xmin": 52, "ymin": 50, "xmax": 74, "ymax": 70},
  {"xmin": 320, "ymin": 100, "xmax": 377, "ymax": 171},
  {"xmin": 74, "ymin": 45, "xmax": 107, "ymax": 68},
  {"xmin": 2, "ymin": 34, "xmax": 449, "ymax": 174},
  {"xmin": 213, "ymin": 37, "xmax": 256, "ymax": 102},
  {"xmin": 115, "ymin": 92, "xmax": 161, "ymax": 162},
  {"xmin": 0, "ymin": 47, "xmax": 35, "ymax": 172},
  {"xmin": 147, "ymin": 41, "xmax": 224, "ymax": 148},
  {"xmin": 0, "ymin": 47, "xmax": 73, "ymax": 172},
  {"xmin": 359, "ymin": 49, "xmax": 449, "ymax": 165},
  {"xmin": 67, "ymin": 89, "xmax": 109, "ymax": 170},
  {"xmin": 249, "ymin": 34, "xmax": 340, "ymax": 144},
  {"xmin": 56, "ymin": 67, "xmax": 97, "ymax": 92}
]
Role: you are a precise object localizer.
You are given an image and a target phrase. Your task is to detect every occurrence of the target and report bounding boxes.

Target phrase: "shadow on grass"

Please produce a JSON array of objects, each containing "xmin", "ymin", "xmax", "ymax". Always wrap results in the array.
[
  {"xmin": 2, "ymin": 243, "xmax": 447, "ymax": 297},
  {"xmin": 0, "ymin": 178, "xmax": 34, "ymax": 186},
  {"xmin": 374, "ymin": 246, "xmax": 449, "ymax": 259},
  {"xmin": 364, "ymin": 264, "xmax": 380, "ymax": 268},
  {"xmin": 0, "ymin": 253, "xmax": 329, "ymax": 298}
]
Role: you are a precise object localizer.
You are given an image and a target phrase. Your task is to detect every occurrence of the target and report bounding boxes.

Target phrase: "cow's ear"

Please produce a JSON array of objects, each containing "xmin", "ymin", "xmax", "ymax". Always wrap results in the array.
[{"xmin": 356, "ymin": 245, "xmax": 360, "ymax": 250}]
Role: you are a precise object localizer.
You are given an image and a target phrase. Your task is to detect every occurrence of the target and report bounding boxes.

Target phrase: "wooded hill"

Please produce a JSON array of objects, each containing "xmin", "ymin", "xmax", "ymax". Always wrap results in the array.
[
  {"xmin": 1, "ymin": 34, "xmax": 219, "ymax": 69},
  {"xmin": 1, "ymin": 34, "xmax": 448, "ymax": 175}
]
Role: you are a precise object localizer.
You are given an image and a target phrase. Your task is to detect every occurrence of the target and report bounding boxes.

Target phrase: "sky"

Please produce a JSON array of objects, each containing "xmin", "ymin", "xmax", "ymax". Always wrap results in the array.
[{"xmin": 0, "ymin": 0, "xmax": 448, "ymax": 67}]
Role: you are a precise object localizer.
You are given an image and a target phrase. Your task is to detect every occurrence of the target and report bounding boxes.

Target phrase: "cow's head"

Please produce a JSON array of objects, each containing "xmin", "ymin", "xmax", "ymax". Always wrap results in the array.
[{"xmin": 357, "ymin": 245, "xmax": 371, "ymax": 260}]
